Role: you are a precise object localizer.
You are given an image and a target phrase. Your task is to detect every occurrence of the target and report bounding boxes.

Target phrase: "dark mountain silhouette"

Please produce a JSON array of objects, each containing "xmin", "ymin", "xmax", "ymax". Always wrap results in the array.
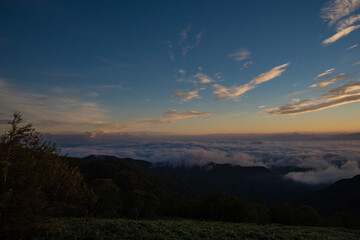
[
  {"xmin": 302, "ymin": 174, "xmax": 360, "ymax": 218},
  {"xmin": 79, "ymin": 155, "xmax": 196, "ymax": 196},
  {"xmin": 80, "ymin": 155, "xmax": 314, "ymax": 205},
  {"xmin": 144, "ymin": 162, "xmax": 313, "ymax": 205}
]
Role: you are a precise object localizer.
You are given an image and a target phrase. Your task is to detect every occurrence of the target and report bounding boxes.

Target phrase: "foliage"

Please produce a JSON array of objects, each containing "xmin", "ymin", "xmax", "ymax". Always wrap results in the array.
[
  {"xmin": 88, "ymin": 179, "xmax": 122, "ymax": 218},
  {"xmin": 0, "ymin": 111, "xmax": 359, "ymax": 234},
  {"xmin": 296, "ymin": 205, "xmax": 322, "ymax": 226},
  {"xmin": 0, "ymin": 112, "xmax": 96, "ymax": 229},
  {"xmin": 124, "ymin": 190, "xmax": 160, "ymax": 219},
  {"xmin": 155, "ymin": 190, "xmax": 190, "ymax": 217},
  {"xmin": 326, "ymin": 211, "xmax": 360, "ymax": 229},
  {"xmin": 270, "ymin": 203, "xmax": 297, "ymax": 225},
  {"xmin": 2, "ymin": 218, "xmax": 360, "ymax": 240}
]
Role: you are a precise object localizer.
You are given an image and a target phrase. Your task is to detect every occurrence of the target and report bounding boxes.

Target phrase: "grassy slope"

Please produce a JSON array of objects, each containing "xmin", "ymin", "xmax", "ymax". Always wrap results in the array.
[{"xmin": 4, "ymin": 218, "xmax": 360, "ymax": 240}]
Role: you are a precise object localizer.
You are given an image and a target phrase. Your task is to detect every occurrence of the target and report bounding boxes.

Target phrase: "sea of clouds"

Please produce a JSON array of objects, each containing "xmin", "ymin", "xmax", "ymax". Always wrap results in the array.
[{"xmin": 47, "ymin": 133, "xmax": 360, "ymax": 185}]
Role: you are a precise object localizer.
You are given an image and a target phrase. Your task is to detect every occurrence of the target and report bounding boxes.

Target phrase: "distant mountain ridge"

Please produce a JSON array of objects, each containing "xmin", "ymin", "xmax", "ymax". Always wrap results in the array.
[
  {"xmin": 80, "ymin": 155, "xmax": 314, "ymax": 205},
  {"xmin": 302, "ymin": 174, "xmax": 360, "ymax": 218},
  {"xmin": 79, "ymin": 155, "xmax": 360, "ymax": 217},
  {"xmin": 144, "ymin": 161, "xmax": 313, "ymax": 205},
  {"xmin": 80, "ymin": 155, "xmax": 195, "ymax": 196}
]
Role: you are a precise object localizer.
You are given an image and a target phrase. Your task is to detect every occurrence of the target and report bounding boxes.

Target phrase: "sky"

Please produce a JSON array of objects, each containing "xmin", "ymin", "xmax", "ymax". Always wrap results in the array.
[{"xmin": 1, "ymin": 0, "xmax": 360, "ymax": 135}]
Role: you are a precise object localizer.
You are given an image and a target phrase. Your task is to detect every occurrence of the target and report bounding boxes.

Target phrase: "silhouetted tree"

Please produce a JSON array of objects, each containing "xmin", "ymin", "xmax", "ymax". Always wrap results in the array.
[
  {"xmin": 326, "ymin": 211, "xmax": 360, "ymax": 229},
  {"xmin": 124, "ymin": 190, "xmax": 160, "ymax": 219},
  {"xmin": 296, "ymin": 205, "xmax": 322, "ymax": 226},
  {"xmin": 89, "ymin": 179, "xmax": 123, "ymax": 218},
  {"xmin": 0, "ymin": 111, "xmax": 96, "ymax": 229},
  {"xmin": 247, "ymin": 203, "xmax": 270, "ymax": 224},
  {"xmin": 156, "ymin": 190, "xmax": 187, "ymax": 217},
  {"xmin": 199, "ymin": 193, "xmax": 249, "ymax": 222},
  {"xmin": 270, "ymin": 203, "xmax": 297, "ymax": 225}
]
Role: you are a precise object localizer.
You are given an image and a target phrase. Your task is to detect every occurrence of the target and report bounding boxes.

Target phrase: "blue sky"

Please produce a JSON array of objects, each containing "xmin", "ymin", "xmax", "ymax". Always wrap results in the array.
[{"xmin": 0, "ymin": 0, "xmax": 360, "ymax": 134}]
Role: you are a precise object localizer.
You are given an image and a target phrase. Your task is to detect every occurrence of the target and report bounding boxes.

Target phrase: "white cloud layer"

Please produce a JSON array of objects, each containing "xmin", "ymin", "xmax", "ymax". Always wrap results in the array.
[
  {"xmin": 53, "ymin": 135, "xmax": 360, "ymax": 185},
  {"xmin": 285, "ymin": 160, "xmax": 360, "ymax": 184}
]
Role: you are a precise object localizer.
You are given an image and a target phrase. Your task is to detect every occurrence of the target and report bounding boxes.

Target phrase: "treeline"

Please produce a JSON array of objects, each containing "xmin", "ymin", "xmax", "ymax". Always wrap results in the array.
[
  {"xmin": 89, "ymin": 180, "xmax": 359, "ymax": 229},
  {"xmin": 0, "ymin": 112, "xmax": 359, "ymax": 231},
  {"xmin": 0, "ymin": 112, "xmax": 96, "ymax": 230}
]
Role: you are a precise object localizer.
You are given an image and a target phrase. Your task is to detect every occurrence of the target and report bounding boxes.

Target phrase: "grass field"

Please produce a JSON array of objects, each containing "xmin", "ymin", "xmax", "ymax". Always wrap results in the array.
[{"xmin": 3, "ymin": 218, "xmax": 360, "ymax": 240}]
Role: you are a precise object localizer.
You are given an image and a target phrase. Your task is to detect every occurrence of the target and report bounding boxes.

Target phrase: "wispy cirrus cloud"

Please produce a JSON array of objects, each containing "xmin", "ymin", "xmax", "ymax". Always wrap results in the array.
[
  {"xmin": 286, "ymin": 89, "xmax": 312, "ymax": 97},
  {"xmin": 169, "ymin": 52, "xmax": 175, "ymax": 61},
  {"xmin": 346, "ymin": 43, "xmax": 359, "ymax": 50},
  {"xmin": 39, "ymin": 109, "xmax": 211, "ymax": 134},
  {"xmin": 0, "ymin": 78, "xmax": 106, "ymax": 126},
  {"xmin": 249, "ymin": 63, "xmax": 290, "ymax": 85},
  {"xmin": 325, "ymin": 80, "xmax": 360, "ymax": 95},
  {"xmin": 192, "ymin": 72, "xmax": 215, "ymax": 84},
  {"xmin": 311, "ymin": 73, "xmax": 350, "ymax": 88},
  {"xmin": 87, "ymin": 110, "xmax": 211, "ymax": 133},
  {"xmin": 212, "ymin": 83, "xmax": 254, "ymax": 101},
  {"xmin": 178, "ymin": 68, "xmax": 186, "ymax": 75},
  {"xmin": 228, "ymin": 48, "xmax": 251, "ymax": 61},
  {"xmin": 166, "ymin": 41, "xmax": 175, "ymax": 61},
  {"xmin": 180, "ymin": 24, "xmax": 192, "ymax": 42},
  {"xmin": 139, "ymin": 110, "xmax": 211, "ymax": 124},
  {"xmin": 322, "ymin": 25, "xmax": 360, "ymax": 45},
  {"xmin": 179, "ymin": 24, "xmax": 203, "ymax": 56},
  {"xmin": 320, "ymin": 0, "xmax": 360, "ymax": 26},
  {"xmin": 336, "ymin": 13, "xmax": 360, "ymax": 30},
  {"xmin": 0, "ymin": 78, "xmax": 149, "ymax": 134},
  {"xmin": 34, "ymin": 120, "xmax": 129, "ymax": 134},
  {"xmin": 177, "ymin": 72, "xmax": 215, "ymax": 84},
  {"xmin": 212, "ymin": 63, "xmax": 290, "ymax": 101},
  {"xmin": 196, "ymin": 31, "xmax": 203, "ymax": 46},
  {"xmin": 241, "ymin": 61, "xmax": 254, "ymax": 70},
  {"xmin": 352, "ymin": 61, "xmax": 360, "ymax": 67},
  {"xmin": 268, "ymin": 80, "xmax": 360, "ymax": 115},
  {"xmin": 315, "ymin": 68, "xmax": 335, "ymax": 79},
  {"xmin": 320, "ymin": 0, "xmax": 360, "ymax": 45},
  {"xmin": 171, "ymin": 89, "xmax": 201, "ymax": 102},
  {"xmin": 182, "ymin": 45, "xmax": 192, "ymax": 56},
  {"xmin": 167, "ymin": 24, "xmax": 203, "ymax": 58}
]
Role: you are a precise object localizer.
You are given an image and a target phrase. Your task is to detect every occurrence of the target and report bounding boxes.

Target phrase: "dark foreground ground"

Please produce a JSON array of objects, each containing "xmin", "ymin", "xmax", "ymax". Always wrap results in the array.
[{"xmin": 2, "ymin": 218, "xmax": 360, "ymax": 240}]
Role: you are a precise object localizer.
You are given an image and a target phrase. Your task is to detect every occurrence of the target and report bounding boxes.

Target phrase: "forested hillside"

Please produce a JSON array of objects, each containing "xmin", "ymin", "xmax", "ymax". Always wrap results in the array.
[{"xmin": 1, "ymin": 112, "xmax": 359, "ymax": 236}]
